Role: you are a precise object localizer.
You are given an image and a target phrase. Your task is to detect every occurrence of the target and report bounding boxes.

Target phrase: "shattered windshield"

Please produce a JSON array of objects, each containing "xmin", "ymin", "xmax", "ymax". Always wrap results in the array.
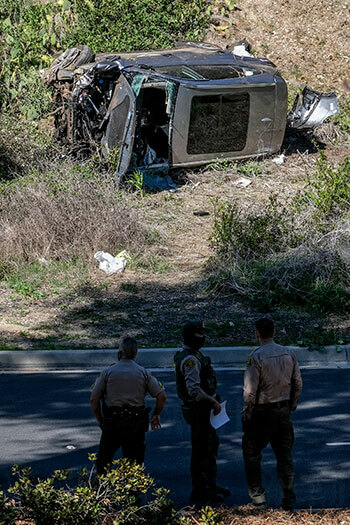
[{"xmin": 154, "ymin": 65, "xmax": 260, "ymax": 80}]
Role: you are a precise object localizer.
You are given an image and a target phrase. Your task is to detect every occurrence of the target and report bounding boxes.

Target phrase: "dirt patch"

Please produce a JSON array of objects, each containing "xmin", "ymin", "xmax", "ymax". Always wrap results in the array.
[
  {"xmin": 0, "ymin": 149, "xmax": 349, "ymax": 349},
  {"xmin": 214, "ymin": 506, "xmax": 350, "ymax": 524},
  {"xmin": 13, "ymin": 507, "xmax": 350, "ymax": 525},
  {"xmin": 206, "ymin": 0, "xmax": 350, "ymax": 93}
]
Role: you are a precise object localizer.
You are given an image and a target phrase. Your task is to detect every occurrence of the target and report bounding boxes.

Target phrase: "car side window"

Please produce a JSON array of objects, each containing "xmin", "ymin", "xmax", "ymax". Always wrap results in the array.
[{"xmin": 187, "ymin": 93, "xmax": 250, "ymax": 154}]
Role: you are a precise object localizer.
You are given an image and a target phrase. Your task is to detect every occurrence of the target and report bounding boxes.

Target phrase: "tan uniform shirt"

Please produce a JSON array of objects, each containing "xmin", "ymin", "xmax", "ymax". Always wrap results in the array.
[
  {"xmin": 91, "ymin": 359, "xmax": 164, "ymax": 407},
  {"xmin": 243, "ymin": 341, "xmax": 302, "ymax": 411}
]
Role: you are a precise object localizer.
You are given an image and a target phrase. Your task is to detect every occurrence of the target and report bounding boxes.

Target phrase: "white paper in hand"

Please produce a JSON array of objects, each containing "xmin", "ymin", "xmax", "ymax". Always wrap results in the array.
[{"xmin": 210, "ymin": 400, "xmax": 230, "ymax": 430}]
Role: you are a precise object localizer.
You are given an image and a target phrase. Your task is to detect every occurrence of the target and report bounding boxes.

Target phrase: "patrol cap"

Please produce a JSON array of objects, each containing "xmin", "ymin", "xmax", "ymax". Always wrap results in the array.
[{"xmin": 182, "ymin": 320, "xmax": 204, "ymax": 339}]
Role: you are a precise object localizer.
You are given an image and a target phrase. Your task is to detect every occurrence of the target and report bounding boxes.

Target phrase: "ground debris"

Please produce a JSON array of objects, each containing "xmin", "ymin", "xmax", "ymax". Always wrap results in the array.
[
  {"xmin": 214, "ymin": 506, "xmax": 350, "ymax": 524},
  {"xmin": 14, "ymin": 508, "xmax": 350, "ymax": 525}
]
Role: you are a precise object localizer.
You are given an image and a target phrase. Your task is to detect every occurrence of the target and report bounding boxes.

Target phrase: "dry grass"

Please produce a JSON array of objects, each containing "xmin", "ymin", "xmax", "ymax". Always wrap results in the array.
[
  {"xmin": 13, "ymin": 507, "xmax": 350, "ymax": 525},
  {"xmin": 0, "ymin": 150, "xmax": 349, "ymax": 349},
  {"xmin": 214, "ymin": 506, "xmax": 350, "ymax": 524},
  {"xmin": 0, "ymin": 164, "xmax": 151, "ymax": 267}
]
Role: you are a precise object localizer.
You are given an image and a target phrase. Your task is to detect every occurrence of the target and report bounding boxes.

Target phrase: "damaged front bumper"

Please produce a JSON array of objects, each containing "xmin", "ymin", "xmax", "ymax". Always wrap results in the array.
[{"xmin": 287, "ymin": 87, "xmax": 339, "ymax": 130}]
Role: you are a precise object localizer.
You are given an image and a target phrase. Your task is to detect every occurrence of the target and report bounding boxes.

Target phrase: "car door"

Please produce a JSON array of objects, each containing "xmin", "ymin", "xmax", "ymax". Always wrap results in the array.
[{"xmin": 103, "ymin": 74, "xmax": 137, "ymax": 185}]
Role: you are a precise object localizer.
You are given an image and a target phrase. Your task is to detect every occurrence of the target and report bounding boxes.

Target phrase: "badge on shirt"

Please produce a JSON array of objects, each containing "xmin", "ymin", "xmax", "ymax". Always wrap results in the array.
[
  {"xmin": 185, "ymin": 359, "xmax": 196, "ymax": 369},
  {"xmin": 246, "ymin": 357, "xmax": 253, "ymax": 367}
]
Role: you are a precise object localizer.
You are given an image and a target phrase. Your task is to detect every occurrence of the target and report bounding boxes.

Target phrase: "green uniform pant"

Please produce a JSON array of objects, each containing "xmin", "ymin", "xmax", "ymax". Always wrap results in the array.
[
  {"xmin": 242, "ymin": 405, "xmax": 295, "ymax": 508},
  {"xmin": 182, "ymin": 401, "xmax": 219, "ymax": 492}
]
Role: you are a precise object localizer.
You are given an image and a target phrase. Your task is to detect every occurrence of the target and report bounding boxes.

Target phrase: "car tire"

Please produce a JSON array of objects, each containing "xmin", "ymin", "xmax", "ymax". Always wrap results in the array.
[{"xmin": 49, "ymin": 45, "xmax": 94, "ymax": 72}]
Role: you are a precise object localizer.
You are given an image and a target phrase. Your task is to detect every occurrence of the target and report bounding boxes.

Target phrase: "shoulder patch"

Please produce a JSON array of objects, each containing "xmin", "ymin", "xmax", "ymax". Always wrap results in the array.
[
  {"xmin": 184, "ymin": 359, "xmax": 196, "ymax": 370},
  {"xmin": 246, "ymin": 357, "xmax": 253, "ymax": 367}
]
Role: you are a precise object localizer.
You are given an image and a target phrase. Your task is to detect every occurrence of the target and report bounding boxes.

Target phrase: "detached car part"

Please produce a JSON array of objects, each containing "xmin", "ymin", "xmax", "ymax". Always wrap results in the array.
[{"xmin": 287, "ymin": 87, "xmax": 339, "ymax": 129}]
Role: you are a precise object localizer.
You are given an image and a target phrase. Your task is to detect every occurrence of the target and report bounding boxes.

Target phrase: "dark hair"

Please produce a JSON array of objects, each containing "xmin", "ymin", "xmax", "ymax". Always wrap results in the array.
[
  {"xmin": 182, "ymin": 320, "xmax": 204, "ymax": 339},
  {"xmin": 120, "ymin": 336, "xmax": 138, "ymax": 359},
  {"xmin": 255, "ymin": 317, "xmax": 274, "ymax": 338}
]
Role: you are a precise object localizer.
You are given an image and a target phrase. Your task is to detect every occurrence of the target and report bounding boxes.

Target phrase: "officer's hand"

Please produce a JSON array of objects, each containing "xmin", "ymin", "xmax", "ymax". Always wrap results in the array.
[
  {"xmin": 212, "ymin": 399, "xmax": 221, "ymax": 415},
  {"xmin": 151, "ymin": 414, "xmax": 161, "ymax": 430}
]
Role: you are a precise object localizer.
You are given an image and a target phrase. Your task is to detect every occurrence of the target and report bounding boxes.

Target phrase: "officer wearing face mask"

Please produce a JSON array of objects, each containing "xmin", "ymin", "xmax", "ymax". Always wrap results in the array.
[{"xmin": 174, "ymin": 321, "xmax": 230, "ymax": 504}]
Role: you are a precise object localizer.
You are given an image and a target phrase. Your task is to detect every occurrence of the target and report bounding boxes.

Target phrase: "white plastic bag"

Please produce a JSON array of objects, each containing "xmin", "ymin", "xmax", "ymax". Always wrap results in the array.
[{"xmin": 94, "ymin": 251, "xmax": 126, "ymax": 275}]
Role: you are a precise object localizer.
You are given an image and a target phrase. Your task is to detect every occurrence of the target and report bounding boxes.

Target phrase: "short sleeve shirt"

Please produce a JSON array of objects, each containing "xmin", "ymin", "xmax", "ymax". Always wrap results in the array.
[{"xmin": 91, "ymin": 359, "xmax": 164, "ymax": 407}]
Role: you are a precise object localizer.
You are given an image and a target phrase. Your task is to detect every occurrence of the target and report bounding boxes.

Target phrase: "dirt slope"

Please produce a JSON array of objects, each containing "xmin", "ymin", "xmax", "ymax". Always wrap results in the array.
[{"xmin": 207, "ymin": 0, "xmax": 350, "ymax": 92}]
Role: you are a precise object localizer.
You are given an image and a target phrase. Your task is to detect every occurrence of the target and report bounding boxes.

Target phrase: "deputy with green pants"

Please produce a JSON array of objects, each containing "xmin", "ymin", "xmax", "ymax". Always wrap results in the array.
[{"xmin": 174, "ymin": 321, "xmax": 230, "ymax": 504}]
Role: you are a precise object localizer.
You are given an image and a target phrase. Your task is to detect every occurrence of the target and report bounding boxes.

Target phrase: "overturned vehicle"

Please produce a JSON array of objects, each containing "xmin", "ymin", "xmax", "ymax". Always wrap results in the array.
[{"xmin": 43, "ymin": 43, "xmax": 339, "ymax": 181}]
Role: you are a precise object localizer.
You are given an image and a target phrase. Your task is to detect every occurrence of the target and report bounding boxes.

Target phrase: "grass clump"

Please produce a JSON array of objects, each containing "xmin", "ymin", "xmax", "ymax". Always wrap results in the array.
[
  {"xmin": 207, "ymin": 153, "xmax": 350, "ymax": 313},
  {"xmin": 334, "ymin": 94, "xmax": 350, "ymax": 137},
  {"xmin": 0, "ymin": 163, "xmax": 154, "ymax": 274}
]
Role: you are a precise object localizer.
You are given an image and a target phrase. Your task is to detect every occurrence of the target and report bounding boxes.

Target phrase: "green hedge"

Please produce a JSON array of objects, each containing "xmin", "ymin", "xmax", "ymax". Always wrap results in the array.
[{"xmin": 0, "ymin": 0, "xmax": 209, "ymax": 117}]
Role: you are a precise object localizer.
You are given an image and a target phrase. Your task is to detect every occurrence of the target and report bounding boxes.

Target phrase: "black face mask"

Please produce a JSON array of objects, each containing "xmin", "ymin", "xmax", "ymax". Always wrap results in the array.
[{"xmin": 186, "ymin": 334, "xmax": 205, "ymax": 351}]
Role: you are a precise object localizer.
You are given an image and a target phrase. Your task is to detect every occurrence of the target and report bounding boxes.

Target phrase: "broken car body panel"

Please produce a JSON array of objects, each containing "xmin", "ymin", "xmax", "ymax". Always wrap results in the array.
[
  {"xmin": 287, "ymin": 87, "xmax": 339, "ymax": 130},
  {"xmin": 43, "ymin": 44, "xmax": 339, "ymax": 179}
]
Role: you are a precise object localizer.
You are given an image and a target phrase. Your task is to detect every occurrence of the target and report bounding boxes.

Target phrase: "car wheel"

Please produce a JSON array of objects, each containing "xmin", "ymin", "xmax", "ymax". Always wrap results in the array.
[{"xmin": 49, "ymin": 45, "xmax": 94, "ymax": 73}]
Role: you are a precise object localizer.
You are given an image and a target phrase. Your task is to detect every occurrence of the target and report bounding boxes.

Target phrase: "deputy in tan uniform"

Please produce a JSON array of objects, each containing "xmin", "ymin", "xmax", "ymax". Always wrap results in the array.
[
  {"xmin": 242, "ymin": 318, "xmax": 302, "ymax": 511},
  {"xmin": 91, "ymin": 336, "xmax": 166, "ymax": 474}
]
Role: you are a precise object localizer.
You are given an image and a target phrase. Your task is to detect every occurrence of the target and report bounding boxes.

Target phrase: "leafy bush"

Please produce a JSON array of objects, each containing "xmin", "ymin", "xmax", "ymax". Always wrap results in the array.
[
  {"xmin": 0, "ymin": 490, "xmax": 17, "ymax": 525},
  {"xmin": 211, "ymin": 195, "xmax": 299, "ymax": 260},
  {"xmin": 207, "ymin": 154, "xmax": 350, "ymax": 313},
  {"xmin": 69, "ymin": 0, "xmax": 209, "ymax": 53},
  {"xmin": 0, "ymin": 0, "xmax": 209, "ymax": 118},
  {"xmin": 294, "ymin": 152, "xmax": 350, "ymax": 225},
  {"xmin": 8, "ymin": 458, "xmax": 182, "ymax": 525},
  {"xmin": 0, "ymin": 0, "xmax": 72, "ymax": 116},
  {"xmin": 0, "ymin": 114, "xmax": 54, "ymax": 179}
]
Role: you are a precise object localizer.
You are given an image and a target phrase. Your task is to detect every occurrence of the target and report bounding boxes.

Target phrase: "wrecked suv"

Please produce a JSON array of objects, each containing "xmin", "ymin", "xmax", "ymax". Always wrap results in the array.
[{"xmin": 42, "ymin": 42, "xmax": 339, "ymax": 181}]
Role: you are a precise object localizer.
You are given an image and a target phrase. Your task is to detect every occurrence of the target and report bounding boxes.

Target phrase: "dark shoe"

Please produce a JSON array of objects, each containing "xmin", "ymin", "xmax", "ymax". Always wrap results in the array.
[
  {"xmin": 282, "ymin": 504, "xmax": 294, "ymax": 512},
  {"xmin": 211, "ymin": 485, "xmax": 231, "ymax": 498}
]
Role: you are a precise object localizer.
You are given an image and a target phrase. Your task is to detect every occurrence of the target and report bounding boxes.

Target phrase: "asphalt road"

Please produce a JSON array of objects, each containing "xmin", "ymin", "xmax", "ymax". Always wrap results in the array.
[{"xmin": 0, "ymin": 369, "xmax": 349, "ymax": 509}]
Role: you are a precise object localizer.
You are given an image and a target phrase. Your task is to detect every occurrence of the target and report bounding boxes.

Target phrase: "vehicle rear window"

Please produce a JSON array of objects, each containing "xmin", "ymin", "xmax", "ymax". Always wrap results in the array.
[{"xmin": 187, "ymin": 93, "xmax": 249, "ymax": 154}]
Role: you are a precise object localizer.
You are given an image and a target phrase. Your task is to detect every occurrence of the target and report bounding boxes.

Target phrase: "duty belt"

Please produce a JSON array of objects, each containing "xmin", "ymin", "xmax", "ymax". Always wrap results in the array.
[
  {"xmin": 256, "ymin": 400, "xmax": 290, "ymax": 409},
  {"xmin": 104, "ymin": 405, "xmax": 150, "ymax": 421}
]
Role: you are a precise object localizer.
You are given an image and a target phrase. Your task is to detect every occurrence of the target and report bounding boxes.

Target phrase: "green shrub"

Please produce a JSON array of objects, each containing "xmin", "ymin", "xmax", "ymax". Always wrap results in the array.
[
  {"xmin": 207, "ymin": 153, "xmax": 350, "ymax": 313},
  {"xmin": 0, "ymin": 490, "xmax": 18, "ymax": 524},
  {"xmin": 69, "ymin": 0, "xmax": 209, "ymax": 53},
  {"xmin": 246, "ymin": 249, "xmax": 349, "ymax": 313},
  {"xmin": 0, "ymin": 0, "xmax": 72, "ymax": 115},
  {"xmin": 294, "ymin": 152, "xmax": 350, "ymax": 225},
  {"xmin": 9, "ymin": 458, "xmax": 181, "ymax": 525},
  {"xmin": 210, "ymin": 195, "xmax": 299, "ymax": 260},
  {"xmin": 0, "ymin": 0, "xmax": 209, "ymax": 118}
]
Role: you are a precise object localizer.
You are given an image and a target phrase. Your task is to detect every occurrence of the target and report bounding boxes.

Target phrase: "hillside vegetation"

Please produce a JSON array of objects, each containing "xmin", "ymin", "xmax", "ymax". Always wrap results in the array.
[{"xmin": 0, "ymin": 0, "xmax": 349, "ymax": 349}]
